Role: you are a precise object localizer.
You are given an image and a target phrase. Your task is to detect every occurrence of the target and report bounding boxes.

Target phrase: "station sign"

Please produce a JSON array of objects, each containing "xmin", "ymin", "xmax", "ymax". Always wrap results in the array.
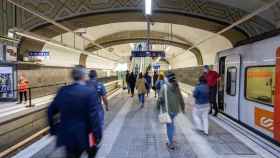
[
  {"xmin": 28, "ymin": 51, "xmax": 50, "ymax": 62},
  {"xmin": 131, "ymin": 51, "xmax": 165, "ymax": 58}
]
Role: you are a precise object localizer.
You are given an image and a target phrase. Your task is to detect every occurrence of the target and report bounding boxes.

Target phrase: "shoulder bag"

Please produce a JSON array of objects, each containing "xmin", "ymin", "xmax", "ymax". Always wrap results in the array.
[{"xmin": 159, "ymin": 84, "xmax": 172, "ymax": 124}]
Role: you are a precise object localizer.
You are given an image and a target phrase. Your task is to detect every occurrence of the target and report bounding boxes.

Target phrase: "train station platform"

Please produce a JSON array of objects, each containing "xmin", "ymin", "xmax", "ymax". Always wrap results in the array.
[{"xmin": 11, "ymin": 90, "xmax": 280, "ymax": 158}]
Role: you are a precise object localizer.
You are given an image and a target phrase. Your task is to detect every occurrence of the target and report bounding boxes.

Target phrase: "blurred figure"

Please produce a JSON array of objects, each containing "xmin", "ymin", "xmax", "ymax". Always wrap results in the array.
[
  {"xmin": 203, "ymin": 65, "xmax": 220, "ymax": 116},
  {"xmin": 192, "ymin": 76, "xmax": 210, "ymax": 135},
  {"xmin": 159, "ymin": 71, "xmax": 185, "ymax": 150},
  {"xmin": 17, "ymin": 75, "xmax": 29, "ymax": 105},
  {"xmin": 87, "ymin": 69, "xmax": 109, "ymax": 131},
  {"xmin": 153, "ymin": 71, "xmax": 159, "ymax": 97},
  {"xmin": 125, "ymin": 71, "xmax": 130, "ymax": 94},
  {"xmin": 48, "ymin": 65, "xmax": 102, "ymax": 158},
  {"xmin": 156, "ymin": 74, "xmax": 165, "ymax": 96},
  {"xmin": 128, "ymin": 72, "xmax": 136, "ymax": 97},
  {"xmin": 144, "ymin": 72, "xmax": 152, "ymax": 96},
  {"xmin": 136, "ymin": 72, "xmax": 147, "ymax": 108}
]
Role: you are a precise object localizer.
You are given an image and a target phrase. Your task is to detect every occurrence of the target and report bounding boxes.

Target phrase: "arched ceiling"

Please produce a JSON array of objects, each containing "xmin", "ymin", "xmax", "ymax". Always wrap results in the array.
[
  {"xmin": 49, "ymin": 22, "xmax": 232, "ymax": 65},
  {"xmin": 16, "ymin": 0, "xmax": 277, "ymax": 43},
  {"xmin": 7, "ymin": 0, "xmax": 279, "ymax": 68}
]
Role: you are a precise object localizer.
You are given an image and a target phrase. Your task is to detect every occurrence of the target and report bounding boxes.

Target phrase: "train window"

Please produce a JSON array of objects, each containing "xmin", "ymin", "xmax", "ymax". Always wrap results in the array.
[
  {"xmin": 226, "ymin": 67, "xmax": 237, "ymax": 96},
  {"xmin": 246, "ymin": 66, "xmax": 275, "ymax": 106}
]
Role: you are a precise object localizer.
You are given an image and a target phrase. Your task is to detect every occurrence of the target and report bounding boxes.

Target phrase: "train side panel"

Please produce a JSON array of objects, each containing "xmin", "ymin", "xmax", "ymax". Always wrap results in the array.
[{"xmin": 217, "ymin": 35, "xmax": 280, "ymax": 142}]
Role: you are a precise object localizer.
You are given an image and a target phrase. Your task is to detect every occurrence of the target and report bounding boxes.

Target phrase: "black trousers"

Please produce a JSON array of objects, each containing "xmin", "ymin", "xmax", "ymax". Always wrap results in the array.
[
  {"xmin": 130, "ymin": 86, "xmax": 135, "ymax": 96},
  {"xmin": 209, "ymin": 86, "xmax": 218, "ymax": 114},
  {"xmin": 19, "ymin": 91, "xmax": 27, "ymax": 103}
]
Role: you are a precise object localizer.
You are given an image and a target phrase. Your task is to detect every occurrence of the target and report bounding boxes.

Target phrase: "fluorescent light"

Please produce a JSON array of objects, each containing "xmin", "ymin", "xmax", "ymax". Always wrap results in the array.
[{"xmin": 145, "ymin": 0, "xmax": 152, "ymax": 15}]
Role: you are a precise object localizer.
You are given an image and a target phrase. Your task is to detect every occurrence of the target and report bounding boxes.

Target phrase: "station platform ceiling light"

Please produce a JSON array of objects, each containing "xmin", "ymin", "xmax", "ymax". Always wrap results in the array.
[{"xmin": 145, "ymin": 0, "xmax": 152, "ymax": 15}]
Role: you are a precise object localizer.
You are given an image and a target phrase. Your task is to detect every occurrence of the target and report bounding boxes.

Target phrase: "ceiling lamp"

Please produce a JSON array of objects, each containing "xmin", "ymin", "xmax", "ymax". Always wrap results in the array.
[{"xmin": 145, "ymin": 0, "xmax": 152, "ymax": 15}]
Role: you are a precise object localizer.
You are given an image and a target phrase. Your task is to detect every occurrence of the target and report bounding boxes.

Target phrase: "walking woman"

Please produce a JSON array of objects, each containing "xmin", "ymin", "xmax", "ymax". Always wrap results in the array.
[
  {"xmin": 136, "ymin": 73, "xmax": 147, "ymax": 108},
  {"xmin": 192, "ymin": 76, "xmax": 210, "ymax": 135},
  {"xmin": 159, "ymin": 72, "xmax": 185, "ymax": 150}
]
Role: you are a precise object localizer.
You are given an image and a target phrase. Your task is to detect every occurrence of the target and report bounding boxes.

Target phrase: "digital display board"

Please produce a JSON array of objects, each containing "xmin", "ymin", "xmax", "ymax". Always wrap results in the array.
[{"xmin": 131, "ymin": 51, "xmax": 165, "ymax": 58}]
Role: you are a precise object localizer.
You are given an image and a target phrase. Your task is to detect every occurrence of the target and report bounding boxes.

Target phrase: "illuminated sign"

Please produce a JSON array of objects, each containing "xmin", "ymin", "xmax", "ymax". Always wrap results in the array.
[{"xmin": 131, "ymin": 51, "xmax": 165, "ymax": 57}]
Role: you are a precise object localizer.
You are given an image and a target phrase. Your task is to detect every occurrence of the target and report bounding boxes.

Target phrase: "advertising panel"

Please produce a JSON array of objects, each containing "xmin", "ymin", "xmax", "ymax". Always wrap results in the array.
[
  {"xmin": 0, "ymin": 66, "xmax": 15, "ymax": 99},
  {"xmin": 6, "ymin": 45, "xmax": 17, "ymax": 62}
]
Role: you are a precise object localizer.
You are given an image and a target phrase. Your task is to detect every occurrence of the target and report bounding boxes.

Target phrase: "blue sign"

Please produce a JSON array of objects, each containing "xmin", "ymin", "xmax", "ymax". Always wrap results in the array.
[
  {"xmin": 29, "ymin": 51, "xmax": 49, "ymax": 57},
  {"xmin": 131, "ymin": 51, "xmax": 165, "ymax": 58}
]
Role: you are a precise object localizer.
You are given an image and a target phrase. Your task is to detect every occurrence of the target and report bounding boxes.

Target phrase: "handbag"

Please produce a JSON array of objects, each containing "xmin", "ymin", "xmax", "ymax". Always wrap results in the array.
[{"xmin": 159, "ymin": 84, "xmax": 172, "ymax": 124}]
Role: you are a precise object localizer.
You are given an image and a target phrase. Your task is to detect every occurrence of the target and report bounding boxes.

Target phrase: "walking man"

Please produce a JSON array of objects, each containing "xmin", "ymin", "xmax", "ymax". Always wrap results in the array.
[
  {"xmin": 87, "ymin": 69, "xmax": 109, "ymax": 131},
  {"xmin": 204, "ymin": 65, "xmax": 220, "ymax": 116},
  {"xmin": 48, "ymin": 65, "xmax": 102, "ymax": 158}
]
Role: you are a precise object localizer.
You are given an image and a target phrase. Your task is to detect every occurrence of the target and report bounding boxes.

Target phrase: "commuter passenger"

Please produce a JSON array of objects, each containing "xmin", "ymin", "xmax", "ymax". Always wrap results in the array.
[
  {"xmin": 192, "ymin": 76, "xmax": 210, "ymax": 135},
  {"xmin": 156, "ymin": 74, "xmax": 164, "ymax": 96},
  {"xmin": 125, "ymin": 71, "xmax": 130, "ymax": 94},
  {"xmin": 128, "ymin": 72, "xmax": 136, "ymax": 97},
  {"xmin": 136, "ymin": 72, "xmax": 147, "ymax": 108},
  {"xmin": 48, "ymin": 65, "xmax": 102, "ymax": 158},
  {"xmin": 153, "ymin": 71, "xmax": 159, "ymax": 98},
  {"xmin": 17, "ymin": 75, "xmax": 28, "ymax": 105},
  {"xmin": 144, "ymin": 72, "xmax": 152, "ymax": 96},
  {"xmin": 159, "ymin": 72, "xmax": 185, "ymax": 150},
  {"xmin": 86, "ymin": 69, "xmax": 109, "ymax": 131},
  {"xmin": 204, "ymin": 65, "xmax": 220, "ymax": 116}
]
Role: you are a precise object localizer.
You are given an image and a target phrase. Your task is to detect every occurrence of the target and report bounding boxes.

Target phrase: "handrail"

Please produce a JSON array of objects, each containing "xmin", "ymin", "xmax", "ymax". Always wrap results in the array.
[{"xmin": 0, "ymin": 80, "xmax": 121, "ymax": 108}]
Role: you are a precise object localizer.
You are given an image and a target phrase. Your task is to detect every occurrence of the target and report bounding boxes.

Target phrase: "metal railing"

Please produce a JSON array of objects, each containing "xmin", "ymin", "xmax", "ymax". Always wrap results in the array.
[
  {"xmin": 0, "ymin": 80, "xmax": 121, "ymax": 157},
  {"xmin": 0, "ymin": 79, "xmax": 121, "ymax": 108}
]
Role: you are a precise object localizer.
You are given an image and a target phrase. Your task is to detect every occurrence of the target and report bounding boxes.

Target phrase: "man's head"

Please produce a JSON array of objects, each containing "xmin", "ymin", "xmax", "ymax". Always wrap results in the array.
[
  {"xmin": 203, "ymin": 65, "xmax": 210, "ymax": 73},
  {"xmin": 89, "ymin": 69, "xmax": 97, "ymax": 79},
  {"xmin": 71, "ymin": 65, "xmax": 87, "ymax": 81}
]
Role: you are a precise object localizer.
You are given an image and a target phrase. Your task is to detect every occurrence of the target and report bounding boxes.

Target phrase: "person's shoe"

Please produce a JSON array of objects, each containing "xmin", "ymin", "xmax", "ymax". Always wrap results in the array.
[
  {"xmin": 166, "ymin": 143, "xmax": 176, "ymax": 150},
  {"xmin": 17, "ymin": 102, "xmax": 21, "ymax": 104},
  {"xmin": 213, "ymin": 112, "xmax": 218, "ymax": 117},
  {"xmin": 208, "ymin": 111, "xmax": 213, "ymax": 115}
]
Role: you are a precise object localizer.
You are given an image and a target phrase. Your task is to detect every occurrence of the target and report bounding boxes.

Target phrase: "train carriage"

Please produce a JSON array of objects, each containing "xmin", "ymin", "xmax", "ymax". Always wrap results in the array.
[{"xmin": 216, "ymin": 35, "xmax": 280, "ymax": 144}]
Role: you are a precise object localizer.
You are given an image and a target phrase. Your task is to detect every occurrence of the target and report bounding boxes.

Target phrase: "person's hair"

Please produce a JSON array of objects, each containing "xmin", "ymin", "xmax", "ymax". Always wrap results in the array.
[
  {"xmin": 158, "ymin": 74, "xmax": 164, "ymax": 80},
  {"xmin": 71, "ymin": 65, "xmax": 86, "ymax": 81},
  {"xmin": 138, "ymin": 72, "xmax": 143, "ymax": 78},
  {"xmin": 89, "ymin": 70, "xmax": 97, "ymax": 79},
  {"xmin": 199, "ymin": 75, "xmax": 207, "ymax": 84},
  {"xmin": 204, "ymin": 65, "xmax": 210, "ymax": 70}
]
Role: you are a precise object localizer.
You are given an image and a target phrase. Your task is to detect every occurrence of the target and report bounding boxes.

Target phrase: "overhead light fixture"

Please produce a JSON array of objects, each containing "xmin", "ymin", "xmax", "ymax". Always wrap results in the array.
[{"xmin": 145, "ymin": 0, "xmax": 152, "ymax": 15}]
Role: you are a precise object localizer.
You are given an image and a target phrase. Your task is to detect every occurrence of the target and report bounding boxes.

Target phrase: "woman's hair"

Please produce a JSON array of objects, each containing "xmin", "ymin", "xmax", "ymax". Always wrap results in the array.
[
  {"xmin": 158, "ymin": 74, "xmax": 164, "ymax": 80},
  {"xmin": 199, "ymin": 75, "xmax": 207, "ymax": 84},
  {"xmin": 138, "ymin": 72, "xmax": 143, "ymax": 78}
]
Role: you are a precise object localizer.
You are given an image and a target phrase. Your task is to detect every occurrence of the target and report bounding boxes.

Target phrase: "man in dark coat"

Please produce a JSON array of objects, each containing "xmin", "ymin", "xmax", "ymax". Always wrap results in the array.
[
  {"xmin": 128, "ymin": 72, "xmax": 136, "ymax": 97},
  {"xmin": 48, "ymin": 65, "xmax": 102, "ymax": 158}
]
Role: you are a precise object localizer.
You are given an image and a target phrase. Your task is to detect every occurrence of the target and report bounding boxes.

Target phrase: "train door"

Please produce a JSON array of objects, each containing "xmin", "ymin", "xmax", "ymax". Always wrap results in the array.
[
  {"xmin": 218, "ymin": 56, "xmax": 226, "ymax": 111},
  {"xmin": 224, "ymin": 54, "xmax": 241, "ymax": 119}
]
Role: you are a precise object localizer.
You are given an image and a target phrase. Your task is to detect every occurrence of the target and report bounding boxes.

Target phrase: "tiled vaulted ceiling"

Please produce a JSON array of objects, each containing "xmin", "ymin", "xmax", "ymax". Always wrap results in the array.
[{"xmin": 14, "ymin": 0, "xmax": 276, "ymax": 38}]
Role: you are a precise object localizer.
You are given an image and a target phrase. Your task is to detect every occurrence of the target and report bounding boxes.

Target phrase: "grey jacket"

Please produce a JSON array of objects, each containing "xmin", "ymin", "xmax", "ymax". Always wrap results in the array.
[{"xmin": 159, "ymin": 83, "xmax": 185, "ymax": 113}]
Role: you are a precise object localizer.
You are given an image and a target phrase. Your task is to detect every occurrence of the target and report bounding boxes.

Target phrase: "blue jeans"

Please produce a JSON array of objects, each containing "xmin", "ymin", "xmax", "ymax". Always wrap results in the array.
[
  {"xmin": 166, "ymin": 112, "xmax": 177, "ymax": 144},
  {"xmin": 138, "ymin": 94, "xmax": 145, "ymax": 104}
]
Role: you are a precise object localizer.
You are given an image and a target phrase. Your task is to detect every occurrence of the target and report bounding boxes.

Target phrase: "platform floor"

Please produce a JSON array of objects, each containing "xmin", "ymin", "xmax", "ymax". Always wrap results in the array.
[{"xmin": 13, "ymin": 91, "xmax": 279, "ymax": 158}]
